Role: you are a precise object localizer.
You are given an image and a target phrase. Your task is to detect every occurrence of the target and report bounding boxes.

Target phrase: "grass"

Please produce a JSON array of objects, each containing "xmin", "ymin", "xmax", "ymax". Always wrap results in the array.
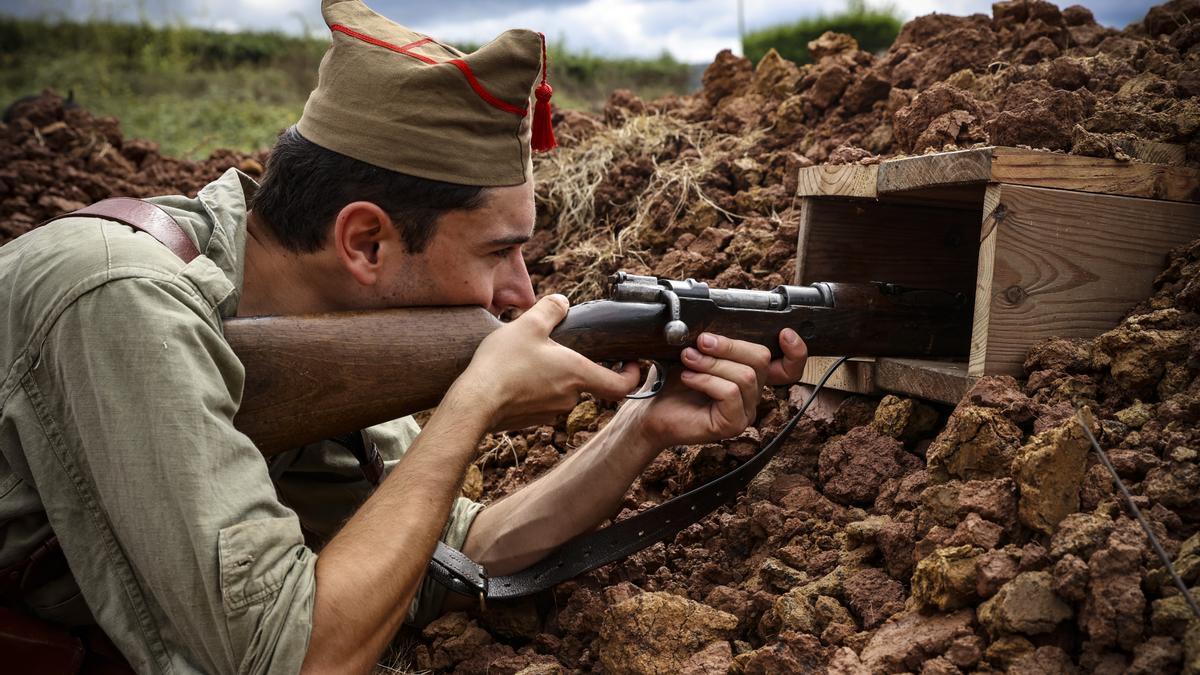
[
  {"xmin": 743, "ymin": 0, "xmax": 902, "ymax": 65},
  {"xmin": 0, "ymin": 15, "xmax": 690, "ymax": 159}
]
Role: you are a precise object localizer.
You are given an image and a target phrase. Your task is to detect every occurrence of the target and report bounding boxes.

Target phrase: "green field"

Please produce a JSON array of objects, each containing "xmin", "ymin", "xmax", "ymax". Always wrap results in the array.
[{"xmin": 0, "ymin": 17, "xmax": 690, "ymax": 158}]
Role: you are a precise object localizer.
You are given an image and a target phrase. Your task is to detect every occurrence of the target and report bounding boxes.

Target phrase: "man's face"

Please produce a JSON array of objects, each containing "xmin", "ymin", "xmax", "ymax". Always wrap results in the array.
[{"xmin": 378, "ymin": 180, "xmax": 538, "ymax": 317}]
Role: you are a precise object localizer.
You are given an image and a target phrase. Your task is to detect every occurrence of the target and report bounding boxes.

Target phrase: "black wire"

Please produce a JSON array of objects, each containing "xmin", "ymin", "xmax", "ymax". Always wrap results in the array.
[{"xmin": 1076, "ymin": 408, "xmax": 1200, "ymax": 619}]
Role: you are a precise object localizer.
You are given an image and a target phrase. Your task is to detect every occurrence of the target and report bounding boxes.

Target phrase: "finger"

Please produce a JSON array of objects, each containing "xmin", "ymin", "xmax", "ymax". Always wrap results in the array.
[
  {"xmin": 573, "ymin": 353, "xmax": 642, "ymax": 400},
  {"xmin": 766, "ymin": 328, "xmax": 809, "ymax": 385},
  {"xmin": 519, "ymin": 294, "xmax": 570, "ymax": 335},
  {"xmin": 695, "ymin": 333, "xmax": 772, "ymax": 386},
  {"xmin": 682, "ymin": 347, "xmax": 759, "ymax": 416},
  {"xmin": 679, "ymin": 371, "xmax": 750, "ymax": 436}
]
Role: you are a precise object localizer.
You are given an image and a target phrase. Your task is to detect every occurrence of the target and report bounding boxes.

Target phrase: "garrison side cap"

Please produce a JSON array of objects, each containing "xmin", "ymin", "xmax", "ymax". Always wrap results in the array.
[{"xmin": 298, "ymin": 0, "xmax": 556, "ymax": 188}]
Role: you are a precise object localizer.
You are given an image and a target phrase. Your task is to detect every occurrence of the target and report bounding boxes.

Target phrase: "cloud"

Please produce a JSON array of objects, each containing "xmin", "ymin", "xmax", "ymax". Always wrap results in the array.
[{"xmin": 0, "ymin": 0, "xmax": 1165, "ymax": 61}]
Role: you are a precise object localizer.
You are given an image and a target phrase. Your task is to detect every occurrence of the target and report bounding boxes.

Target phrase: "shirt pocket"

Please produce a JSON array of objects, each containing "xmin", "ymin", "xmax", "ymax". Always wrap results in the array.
[{"xmin": 217, "ymin": 516, "xmax": 305, "ymax": 613}]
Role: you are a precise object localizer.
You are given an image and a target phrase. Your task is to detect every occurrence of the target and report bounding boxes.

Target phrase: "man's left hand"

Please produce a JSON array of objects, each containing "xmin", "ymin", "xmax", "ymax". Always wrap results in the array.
[{"xmin": 619, "ymin": 328, "xmax": 809, "ymax": 449}]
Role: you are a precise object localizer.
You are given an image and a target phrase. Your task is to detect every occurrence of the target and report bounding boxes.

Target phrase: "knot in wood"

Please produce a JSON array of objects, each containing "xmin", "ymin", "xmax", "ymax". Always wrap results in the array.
[{"xmin": 1002, "ymin": 285, "xmax": 1027, "ymax": 305}]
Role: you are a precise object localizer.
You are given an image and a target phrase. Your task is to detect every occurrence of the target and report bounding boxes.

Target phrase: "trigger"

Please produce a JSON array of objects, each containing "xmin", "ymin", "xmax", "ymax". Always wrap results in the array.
[{"xmin": 626, "ymin": 361, "xmax": 667, "ymax": 400}]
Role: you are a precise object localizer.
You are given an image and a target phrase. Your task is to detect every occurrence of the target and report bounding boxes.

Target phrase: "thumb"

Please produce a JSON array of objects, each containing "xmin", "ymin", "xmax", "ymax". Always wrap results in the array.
[{"xmin": 521, "ymin": 294, "xmax": 570, "ymax": 335}]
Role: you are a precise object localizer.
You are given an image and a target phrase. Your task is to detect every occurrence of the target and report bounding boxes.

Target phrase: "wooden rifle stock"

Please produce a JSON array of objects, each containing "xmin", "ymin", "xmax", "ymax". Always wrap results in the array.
[{"xmin": 227, "ymin": 277, "xmax": 971, "ymax": 456}]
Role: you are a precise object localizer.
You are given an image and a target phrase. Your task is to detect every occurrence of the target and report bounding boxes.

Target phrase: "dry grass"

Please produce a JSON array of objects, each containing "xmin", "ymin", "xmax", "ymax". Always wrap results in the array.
[{"xmin": 534, "ymin": 113, "xmax": 764, "ymax": 299}]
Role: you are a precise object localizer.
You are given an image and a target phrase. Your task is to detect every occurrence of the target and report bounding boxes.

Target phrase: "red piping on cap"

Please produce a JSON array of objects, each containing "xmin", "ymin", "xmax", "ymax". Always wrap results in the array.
[{"xmin": 330, "ymin": 24, "xmax": 527, "ymax": 117}]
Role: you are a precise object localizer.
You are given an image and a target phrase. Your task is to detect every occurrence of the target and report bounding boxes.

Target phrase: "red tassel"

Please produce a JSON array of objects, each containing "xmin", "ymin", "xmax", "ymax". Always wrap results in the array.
[{"xmin": 531, "ymin": 33, "xmax": 557, "ymax": 152}]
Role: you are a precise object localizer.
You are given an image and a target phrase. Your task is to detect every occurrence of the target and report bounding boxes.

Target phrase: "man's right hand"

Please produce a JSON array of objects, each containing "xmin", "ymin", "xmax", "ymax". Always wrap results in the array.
[{"xmin": 453, "ymin": 294, "xmax": 640, "ymax": 431}]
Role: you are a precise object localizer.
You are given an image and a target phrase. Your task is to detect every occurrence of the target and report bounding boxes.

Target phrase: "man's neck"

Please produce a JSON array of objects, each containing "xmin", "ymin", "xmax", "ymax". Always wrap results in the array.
[{"xmin": 238, "ymin": 212, "xmax": 339, "ymax": 317}]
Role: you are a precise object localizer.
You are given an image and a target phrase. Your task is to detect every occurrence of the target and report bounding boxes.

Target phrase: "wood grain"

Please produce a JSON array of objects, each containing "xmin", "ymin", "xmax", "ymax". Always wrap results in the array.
[
  {"xmin": 800, "ymin": 356, "xmax": 876, "ymax": 394},
  {"xmin": 876, "ymin": 148, "xmax": 994, "ymax": 193},
  {"xmin": 990, "ymin": 147, "xmax": 1200, "ymax": 203},
  {"xmin": 970, "ymin": 183, "xmax": 1200, "ymax": 377},
  {"xmin": 875, "ymin": 358, "xmax": 974, "ymax": 405},
  {"xmin": 795, "ymin": 163, "xmax": 879, "ymax": 198},
  {"xmin": 868, "ymin": 147, "xmax": 1200, "ymax": 203}
]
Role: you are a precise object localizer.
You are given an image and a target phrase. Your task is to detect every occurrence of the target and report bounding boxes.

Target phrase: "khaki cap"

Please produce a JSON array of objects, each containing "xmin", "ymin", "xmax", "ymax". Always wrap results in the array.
[{"xmin": 298, "ymin": 0, "xmax": 556, "ymax": 187}]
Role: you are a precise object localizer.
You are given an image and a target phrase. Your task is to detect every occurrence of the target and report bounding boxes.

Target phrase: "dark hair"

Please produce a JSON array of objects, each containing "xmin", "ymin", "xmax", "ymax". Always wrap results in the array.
[{"xmin": 250, "ymin": 127, "xmax": 486, "ymax": 253}]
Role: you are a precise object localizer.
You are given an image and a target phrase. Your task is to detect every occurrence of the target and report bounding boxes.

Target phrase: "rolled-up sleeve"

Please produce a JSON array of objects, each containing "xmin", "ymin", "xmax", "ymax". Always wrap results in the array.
[{"xmin": 37, "ymin": 276, "xmax": 314, "ymax": 674}]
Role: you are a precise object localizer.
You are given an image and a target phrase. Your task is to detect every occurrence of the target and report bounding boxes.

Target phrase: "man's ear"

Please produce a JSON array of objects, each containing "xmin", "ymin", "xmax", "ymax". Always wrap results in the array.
[{"xmin": 332, "ymin": 201, "xmax": 399, "ymax": 286}]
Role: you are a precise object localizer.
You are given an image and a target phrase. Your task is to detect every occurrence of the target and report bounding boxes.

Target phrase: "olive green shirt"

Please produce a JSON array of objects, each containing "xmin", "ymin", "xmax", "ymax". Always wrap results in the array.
[{"xmin": 0, "ymin": 168, "xmax": 481, "ymax": 673}]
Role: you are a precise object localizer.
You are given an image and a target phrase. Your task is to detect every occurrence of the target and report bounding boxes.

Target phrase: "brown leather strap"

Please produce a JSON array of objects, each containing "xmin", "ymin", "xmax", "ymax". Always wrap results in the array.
[{"xmin": 44, "ymin": 197, "xmax": 200, "ymax": 263}]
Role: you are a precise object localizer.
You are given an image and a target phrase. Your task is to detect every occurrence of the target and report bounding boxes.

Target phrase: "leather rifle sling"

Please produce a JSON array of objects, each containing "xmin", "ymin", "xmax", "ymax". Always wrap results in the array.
[
  {"xmin": 427, "ymin": 358, "xmax": 848, "ymax": 603},
  {"xmin": 43, "ymin": 197, "xmax": 201, "ymax": 262}
]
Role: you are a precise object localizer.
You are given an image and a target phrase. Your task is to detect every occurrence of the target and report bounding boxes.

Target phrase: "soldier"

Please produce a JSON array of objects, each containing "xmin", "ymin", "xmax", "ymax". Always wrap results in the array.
[{"xmin": 0, "ymin": 0, "xmax": 808, "ymax": 672}]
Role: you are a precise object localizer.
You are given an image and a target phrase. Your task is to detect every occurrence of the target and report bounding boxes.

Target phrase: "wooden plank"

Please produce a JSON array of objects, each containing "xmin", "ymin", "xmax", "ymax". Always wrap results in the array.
[
  {"xmin": 795, "ymin": 163, "xmax": 878, "ymax": 198},
  {"xmin": 873, "ymin": 147, "xmax": 1200, "ymax": 203},
  {"xmin": 990, "ymin": 147, "xmax": 1200, "ymax": 203},
  {"xmin": 876, "ymin": 148, "xmax": 994, "ymax": 193},
  {"xmin": 970, "ymin": 183, "xmax": 1200, "ymax": 377},
  {"xmin": 969, "ymin": 186, "xmax": 1002, "ymax": 376},
  {"xmin": 800, "ymin": 356, "xmax": 876, "ymax": 394},
  {"xmin": 796, "ymin": 199, "xmax": 980, "ymax": 292},
  {"xmin": 875, "ymin": 358, "xmax": 974, "ymax": 405}
]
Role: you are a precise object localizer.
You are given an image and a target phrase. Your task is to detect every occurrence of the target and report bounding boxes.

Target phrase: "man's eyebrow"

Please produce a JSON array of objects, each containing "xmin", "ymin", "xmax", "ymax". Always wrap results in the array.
[{"xmin": 486, "ymin": 233, "xmax": 532, "ymax": 247}]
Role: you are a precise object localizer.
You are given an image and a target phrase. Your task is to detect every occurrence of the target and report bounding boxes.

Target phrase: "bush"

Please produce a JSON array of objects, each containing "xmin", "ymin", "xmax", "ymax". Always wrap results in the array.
[{"xmin": 743, "ymin": 1, "xmax": 902, "ymax": 65}]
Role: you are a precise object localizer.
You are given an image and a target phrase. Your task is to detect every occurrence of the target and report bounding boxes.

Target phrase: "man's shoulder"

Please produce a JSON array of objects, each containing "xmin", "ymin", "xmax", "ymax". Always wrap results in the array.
[{"xmin": 0, "ymin": 216, "xmax": 234, "ymax": 356}]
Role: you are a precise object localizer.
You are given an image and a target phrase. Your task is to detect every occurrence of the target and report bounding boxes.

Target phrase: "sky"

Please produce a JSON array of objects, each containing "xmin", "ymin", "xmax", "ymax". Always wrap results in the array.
[{"xmin": 0, "ymin": 0, "xmax": 1163, "ymax": 62}]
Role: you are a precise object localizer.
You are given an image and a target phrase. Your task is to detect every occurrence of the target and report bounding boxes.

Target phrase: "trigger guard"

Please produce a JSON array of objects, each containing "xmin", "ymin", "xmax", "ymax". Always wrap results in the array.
[{"xmin": 625, "ymin": 361, "xmax": 667, "ymax": 400}]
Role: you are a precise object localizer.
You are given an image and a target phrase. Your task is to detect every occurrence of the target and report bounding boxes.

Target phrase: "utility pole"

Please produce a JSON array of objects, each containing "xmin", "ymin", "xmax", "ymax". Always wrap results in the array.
[{"xmin": 737, "ymin": 0, "xmax": 746, "ymax": 55}]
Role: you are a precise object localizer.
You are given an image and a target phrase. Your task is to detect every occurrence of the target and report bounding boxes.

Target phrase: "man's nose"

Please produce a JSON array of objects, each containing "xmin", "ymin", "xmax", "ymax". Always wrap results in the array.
[{"xmin": 492, "ymin": 255, "xmax": 537, "ymax": 319}]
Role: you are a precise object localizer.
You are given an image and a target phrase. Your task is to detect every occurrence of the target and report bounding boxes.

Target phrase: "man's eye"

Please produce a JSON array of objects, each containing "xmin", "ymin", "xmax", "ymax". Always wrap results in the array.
[{"xmin": 491, "ymin": 247, "xmax": 513, "ymax": 259}]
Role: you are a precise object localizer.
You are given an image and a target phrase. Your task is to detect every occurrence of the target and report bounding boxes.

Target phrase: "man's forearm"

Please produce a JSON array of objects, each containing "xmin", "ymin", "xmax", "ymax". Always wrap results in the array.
[
  {"xmin": 460, "ymin": 403, "xmax": 661, "ymax": 575},
  {"xmin": 302, "ymin": 386, "xmax": 492, "ymax": 675}
]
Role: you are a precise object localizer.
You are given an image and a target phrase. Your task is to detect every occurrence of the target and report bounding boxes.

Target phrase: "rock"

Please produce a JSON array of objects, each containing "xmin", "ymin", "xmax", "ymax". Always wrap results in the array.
[
  {"xmin": 808, "ymin": 31, "xmax": 860, "ymax": 61},
  {"xmin": 878, "ymin": 518, "xmax": 918, "ymax": 579},
  {"xmin": 1050, "ymin": 511, "xmax": 1114, "ymax": 559},
  {"xmin": 1116, "ymin": 400, "xmax": 1153, "ymax": 429},
  {"xmin": 859, "ymin": 609, "xmax": 975, "ymax": 673},
  {"xmin": 1150, "ymin": 533, "xmax": 1200, "ymax": 594},
  {"xmin": 566, "ymin": 399, "xmax": 599, "ymax": 436},
  {"xmin": 926, "ymin": 406, "xmax": 1024, "ymax": 481},
  {"xmin": 598, "ymin": 593, "xmax": 737, "ymax": 674},
  {"xmin": 1129, "ymin": 636, "xmax": 1184, "ymax": 674},
  {"xmin": 1184, "ymin": 619, "xmax": 1200, "ymax": 675},
  {"xmin": 944, "ymin": 634, "xmax": 983, "ymax": 670},
  {"xmin": 872, "ymin": 395, "xmax": 941, "ymax": 443},
  {"xmin": 920, "ymin": 656, "xmax": 963, "ymax": 675},
  {"xmin": 833, "ymin": 396, "xmax": 879, "ymax": 432},
  {"xmin": 732, "ymin": 631, "xmax": 827, "ymax": 673},
  {"xmin": 893, "ymin": 83, "xmax": 989, "ymax": 153},
  {"xmin": 983, "ymin": 634, "xmax": 1035, "ymax": 670},
  {"xmin": 912, "ymin": 545, "xmax": 981, "ymax": 611},
  {"xmin": 978, "ymin": 571, "xmax": 1072, "ymax": 635},
  {"xmin": 1052, "ymin": 554, "xmax": 1090, "ymax": 602},
  {"xmin": 1094, "ymin": 324, "xmax": 1189, "ymax": 397},
  {"xmin": 772, "ymin": 580, "xmax": 855, "ymax": 637},
  {"xmin": 680, "ymin": 640, "xmax": 734, "ymax": 674},
  {"xmin": 946, "ymin": 512, "xmax": 1004, "ymax": 550},
  {"xmin": 1008, "ymin": 646, "xmax": 1077, "ymax": 675},
  {"xmin": 751, "ymin": 49, "xmax": 801, "ymax": 100},
  {"xmin": 1024, "ymin": 337, "xmax": 1093, "ymax": 373},
  {"xmin": 842, "ymin": 567, "xmax": 906, "ymax": 629},
  {"xmin": 975, "ymin": 547, "xmax": 1021, "ymax": 599},
  {"xmin": 461, "ymin": 463, "xmax": 483, "ymax": 501},
  {"xmin": 1083, "ymin": 519, "xmax": 1149, "ymax": 650},
  {"xmin": 818, "ymin": 426, "xmax": 916, "ymax": 506},
  {"xmin": 826, "ymin": 647, "xmax": 871, "ymax": 674},
  {"xmin": 1012, "ymin": 410, "xmax": 1094, "ymax": 535},
  {"xmin": 963, "ymin": 375, "xmax": 1036, "ymax": 424}
]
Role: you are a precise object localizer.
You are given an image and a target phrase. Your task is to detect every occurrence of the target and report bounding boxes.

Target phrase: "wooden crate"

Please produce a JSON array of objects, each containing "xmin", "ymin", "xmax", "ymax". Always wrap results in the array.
[{"xmin": 794, "ymin": 146, "xmax": 1200, "ymax": 404}]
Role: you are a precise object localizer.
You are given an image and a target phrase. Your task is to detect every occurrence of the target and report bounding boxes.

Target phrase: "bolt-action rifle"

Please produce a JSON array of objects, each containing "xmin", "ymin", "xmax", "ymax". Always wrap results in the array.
[{"xmin": 227, "ymin": 272, "xmax": 970, "ymax": 456}]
